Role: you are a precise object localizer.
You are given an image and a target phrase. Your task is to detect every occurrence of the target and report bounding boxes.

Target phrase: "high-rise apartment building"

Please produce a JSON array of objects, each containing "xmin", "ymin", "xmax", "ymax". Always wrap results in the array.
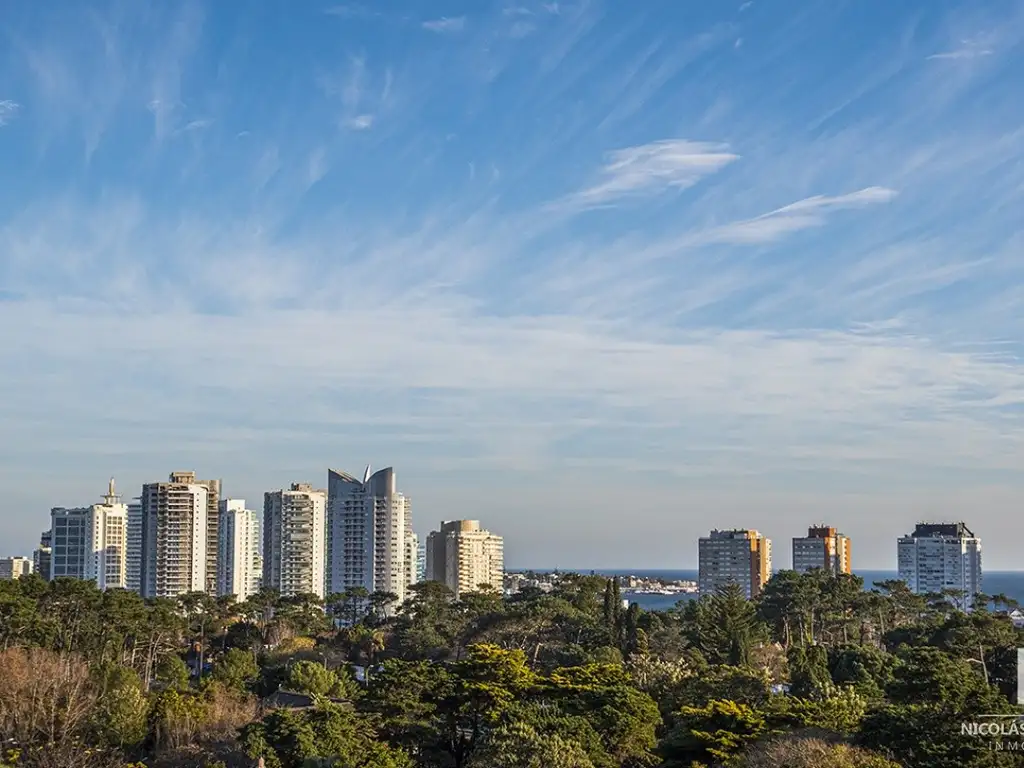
[
  {"xmin": 140, "ymin": 473, "xmax": 210, "ymax": 598},
  {"xmin": 263, "ymin": 483, "xmax": 327, "ymax": 598},
  {"xmin": 50, "ymin": 479, "xmax": 129, "ymax": 590},
  {"xmin": 898, "ymin": 522, "xmax": 982, "ymax": 611},
  {"xmin": 698, "ymin": 529, "xmax": 772, "ymax": 598},
  {"xmin": 218, "ymin": 499, "xmax": 263, "ymax": 601},
  {"xmin": 126, "ymin": 501, "xmax": 142, "ymax": 593},
  {"xmin": 0, "ymin": 557, "xmax": 33, "ymax": 580},
  {"xmin": 425, "ymin": 520, "xmax": 504, "ymax": 598},
  {"xmin": 164, "ymin": 472, "xmax": 221, "ymax": 594},
  {"xmin": 33, "ymin": 530, "xmax": 52, "ymax": 581},
  {"xmin": 326, "ymin": 466, "xmax": 414, "ymax": 603},
  {"xmin": 792, "ymin": 525, "xmax": 851, "ymax": 575}
]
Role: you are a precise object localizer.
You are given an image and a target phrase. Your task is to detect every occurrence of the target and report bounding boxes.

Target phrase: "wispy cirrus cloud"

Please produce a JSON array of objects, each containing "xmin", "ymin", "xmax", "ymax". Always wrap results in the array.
[
  {"xmin": 0, "ymin": 100, "xmax": 20, "ymax": 126},
  {"xmin": 319, "ymin": 55, "xmax": 392, "ymax": 131},
  {"xmin": 553, "ymin": 139, "xmax": 739, "ymax": 211},
  {"xmin": 179, "ymin": 118, "xmax": 212, "ymax": 133},
  {"xmin": 422, "ymin": 16, "xmax": 467, "ymax": 33},
  {"xmin": 927, "ymin": 31, "xmax": 1000, "ymax": 61},
  {"xmin": 928, "ymin": 46, "xmax": 994, "ymax": 60},
  {"xmin": 345, "ymin": 114, "xmax": 374, "ymax": 130},
  {"xmin": 695, "ymin": 187, "xmax": 898, "ymax": 245},
  {"xmin": 5, "ymin": 0, "xmax": 1024, "ymax": 570}
]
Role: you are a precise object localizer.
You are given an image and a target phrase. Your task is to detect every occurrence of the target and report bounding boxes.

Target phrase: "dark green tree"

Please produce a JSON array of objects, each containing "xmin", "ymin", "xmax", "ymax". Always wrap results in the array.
[
  {"xmin": 548, "ymin": 664, "xmax": 661, "ymax": 767},
  {"xmin": 787, "ymin": 643, "xmax": 831, "ymax": 700},
  {"xmin": 241, "ymin": 701, "xmax": 412, "ymax": 768},
  {"xmin": 658, "ymin": 699, "xmax": 766, "ymax": 768},
  {"xmin": 212, "ymin": 647, "xmax": 260, "ymax": 692},
  {"xmin": 857, "ymin": 647, "xmax": 1019, "ymax": 768},
  {"xmin": 471, "ymin": 721, "xmax": 596, "ymax": 768},
  {"xmin": 684, "ymin": 582, "xmax": 768, "ymax": 666}
]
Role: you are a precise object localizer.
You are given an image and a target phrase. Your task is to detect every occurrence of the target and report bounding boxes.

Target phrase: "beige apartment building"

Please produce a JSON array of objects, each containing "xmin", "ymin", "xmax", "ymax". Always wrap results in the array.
[
  {"xmin": 425, "ymin": 520, "xmax": 504, "ymax": 598},
  {"xmin": 698, "ymin": 529, "xmax": 772, "ymax": 598},
  {"xmin": 140, "ymin": 473, "xmax": 211, "ymax": 598},
  {"xmin": 264, "ymin": 483, "xmax": 327, "ymax": 598},
  {"xmin": 792, "ymin": 525, "xmax": 852, "ymax": 575}
]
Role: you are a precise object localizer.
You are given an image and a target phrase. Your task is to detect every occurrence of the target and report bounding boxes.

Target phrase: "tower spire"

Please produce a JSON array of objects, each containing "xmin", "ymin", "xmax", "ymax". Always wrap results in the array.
[{"xmin": 103, "ymin": 477, "xmax": 120, "ymax": 505}]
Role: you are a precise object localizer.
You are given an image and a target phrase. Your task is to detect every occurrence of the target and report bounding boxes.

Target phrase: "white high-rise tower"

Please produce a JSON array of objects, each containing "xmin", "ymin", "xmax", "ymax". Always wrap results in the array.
[
  {"xmin": 327, "ymin": 466, "xmax": 414, "ymax": 603},
  {"xmin": 898, "ymin": 522, "xmax": 982, "ymax": 611},
  {"xmin": 218, "ymin": 499, "xmax": 263, "ymax": 601}
]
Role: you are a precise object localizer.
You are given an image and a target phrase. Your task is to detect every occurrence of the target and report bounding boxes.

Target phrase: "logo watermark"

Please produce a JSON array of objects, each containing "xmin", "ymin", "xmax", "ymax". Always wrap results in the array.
[
  {"xmin": 957, "ymin": 650, "xmax": 1024, "ymax": 752},
  {"xmin": 961, "ymin": 716, "xmax": 1024, "ymax": 752}
]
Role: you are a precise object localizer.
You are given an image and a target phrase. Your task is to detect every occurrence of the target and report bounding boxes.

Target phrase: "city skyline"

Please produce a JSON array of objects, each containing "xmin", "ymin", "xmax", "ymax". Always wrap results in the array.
[
  {"xmin": 4, "ymin": 1, "xmax": 1024, "ymax": 569},
  {"xmin": 2, "ymin": 468, "xmax": 1002, "ymax": 575}
]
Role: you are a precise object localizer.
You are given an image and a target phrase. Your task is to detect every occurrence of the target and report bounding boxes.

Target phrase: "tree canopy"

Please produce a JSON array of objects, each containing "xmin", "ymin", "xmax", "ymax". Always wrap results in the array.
[{"xmin": 0, "ymin": 569, "xmax": 1020, "ymax": 768}]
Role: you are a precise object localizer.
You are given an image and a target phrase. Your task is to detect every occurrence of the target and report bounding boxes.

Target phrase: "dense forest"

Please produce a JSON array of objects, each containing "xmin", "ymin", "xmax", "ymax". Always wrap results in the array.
[{"xmin": 0, "ymin": 570, "xmax": 1022, "ymax": 768}]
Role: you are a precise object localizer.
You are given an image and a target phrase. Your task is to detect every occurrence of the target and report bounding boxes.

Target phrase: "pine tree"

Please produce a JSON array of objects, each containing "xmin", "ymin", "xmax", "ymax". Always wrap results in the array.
[{"xmin": 602, "ymin": 580, "xmax": 616, "ymax": 631}]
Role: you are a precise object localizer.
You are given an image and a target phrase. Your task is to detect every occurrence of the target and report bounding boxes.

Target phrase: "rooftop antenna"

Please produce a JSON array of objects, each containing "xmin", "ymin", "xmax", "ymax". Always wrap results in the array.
[{"xmin": 103, "ymin": 477, "xmax": 121, "ymax": 505}]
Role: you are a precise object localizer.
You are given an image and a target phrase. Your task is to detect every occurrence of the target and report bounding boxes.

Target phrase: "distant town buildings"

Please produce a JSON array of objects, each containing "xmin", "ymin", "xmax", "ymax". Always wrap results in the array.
[
  {"xmin": 326, "ymin": 467, "xmax": 415, "ymax": 603},
  {"xmin": 0, "ymin": 556, "xmax": 33, "ymax": 580},
  {"xmin": 263, "ymin": 483, "xmax": 327, "ymax": 598},
  {"xmin": 140, "ymin": 472, "xmax": 211, "ymax": 598},
  {"xmin": 49, "ymin": 479, "xmax": 129, "ymax": 590},
  {"xmin": 217, "ymin": 499, "xmax": 263, "ymax": 601},
  {"xmin": 698, "ymin": 529, "xmax": 772, "ymax": 598},
  {"xmin": 503, "ymin": 571, "xmax": 555, "ymax": 596},
  {"xmin": 898, "ymin": 522, "xmax": 982, "ymax": 611},
  {"xmin": 425, "ymin": 520, "xmax": 504, "ymax": 598},
  {"xmin": 792, "ymin": 525, "xmax": 851, "ymax": 575}
]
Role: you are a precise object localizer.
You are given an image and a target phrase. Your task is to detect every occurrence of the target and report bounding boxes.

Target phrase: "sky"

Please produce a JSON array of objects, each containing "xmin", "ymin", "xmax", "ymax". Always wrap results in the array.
[{"xmin": 2, "ymin": 0, "xmax": 1024, "ymax": 571}]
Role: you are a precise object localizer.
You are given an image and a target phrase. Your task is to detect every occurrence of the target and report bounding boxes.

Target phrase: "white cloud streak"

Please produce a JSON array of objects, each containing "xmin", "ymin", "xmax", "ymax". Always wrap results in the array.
[
  {"xmin": 180, "ymin": 118, "xmax": 212, "ymax": 132},
  {"xmin": 0, "ymin": 100, "xmax": 20, "ymax": 126},
  {"xmin": 345, "ymin": 114, "xmax": 374, "ymax": 130},
  {"xmin": 693, "ymin": 187, "xmax": 898, "ymax": 245},
  {"xmin": 554, "ymin": 139, "xmax": 739, "ymax": 211},
  {"xmin": 422, "ymin": 16, "xmax": 466, "ymax": 33},
  {"xmin": 928, "ymin": 48, "xmax": 994, "ymax": 60}
]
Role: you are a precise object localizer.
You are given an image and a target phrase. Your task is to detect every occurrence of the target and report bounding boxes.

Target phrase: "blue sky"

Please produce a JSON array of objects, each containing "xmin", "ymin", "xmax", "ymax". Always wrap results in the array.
[{"xmin": 2, "ymin": 0, "xmax": 1024, "ymax": 570}]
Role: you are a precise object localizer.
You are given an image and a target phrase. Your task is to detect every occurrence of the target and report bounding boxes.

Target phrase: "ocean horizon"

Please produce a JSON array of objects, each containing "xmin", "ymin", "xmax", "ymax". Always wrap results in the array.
[{"xmin": 511, "ymin": 568, "xmax": 1024, "ymax": 612}]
